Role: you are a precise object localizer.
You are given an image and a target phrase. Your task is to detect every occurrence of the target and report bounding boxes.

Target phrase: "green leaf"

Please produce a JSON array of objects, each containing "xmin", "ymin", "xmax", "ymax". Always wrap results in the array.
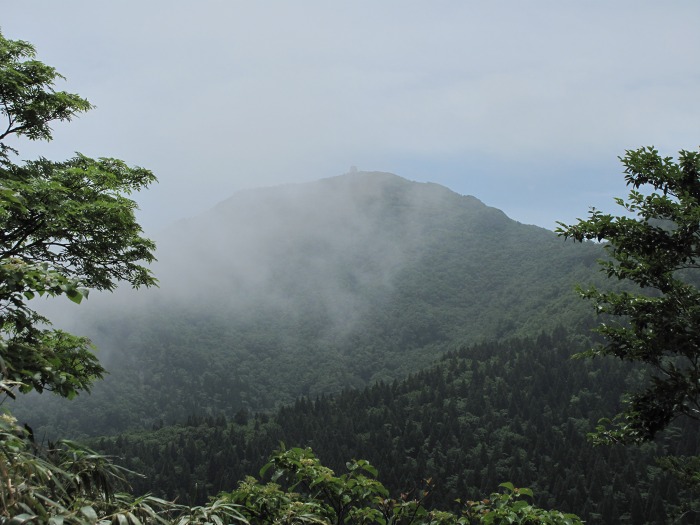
[
  {"xmin": 80, "ymin": 505, "xmax": 98, "ymax": 522},
  {"xmin": 498, "ymin": 481, "xmax": 515, "ymax": 492},
  {"xmin": 66, "ymin": 289, "xmax": 83, "ymax": 304},
  {"xmin": 518, "ymin": 487, "xmax": 533, "ymax": 498},
  {"xmin": 126, "ymin": 512, "xmax": 143, "ymax": 525},
  {"xmin": 11, "ymin": 514, "xmax": 35, "ymax": 524}
]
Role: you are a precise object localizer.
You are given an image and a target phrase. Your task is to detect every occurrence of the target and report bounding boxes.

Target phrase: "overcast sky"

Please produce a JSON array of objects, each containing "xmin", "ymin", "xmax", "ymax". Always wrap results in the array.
[{"xmin": 4, "ymin": 2, "xmax": 700, "ymax": 233}]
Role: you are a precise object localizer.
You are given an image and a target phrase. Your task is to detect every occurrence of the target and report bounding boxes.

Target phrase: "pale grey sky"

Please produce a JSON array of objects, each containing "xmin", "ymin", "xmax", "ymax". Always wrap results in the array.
[{"xmin": 3, "ymin": 1, "xmax": 700, "ymax": 232}]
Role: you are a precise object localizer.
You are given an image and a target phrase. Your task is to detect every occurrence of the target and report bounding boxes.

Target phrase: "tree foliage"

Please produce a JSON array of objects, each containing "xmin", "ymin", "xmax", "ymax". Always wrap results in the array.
[
  {"xmin": 222, "ymin": 446, "xmax": 583, "ymax": 525},
  {"xmin": 0, "ymin": 30, "xmax": 157, "ymax": 399},
  {"xmin": 0, "ymin": 29, "xmax": 165, "ymax": 525},
  {"xmin": 557, "ymin": 146, "xmax": 700, "ymax": 444},
  {"xmin": 0, "ymin": 410, "xmax": 249, "ymax": 525},
  {"xmin": 0, "ymin": 34, "xmax": 92, "ymax": 159}
]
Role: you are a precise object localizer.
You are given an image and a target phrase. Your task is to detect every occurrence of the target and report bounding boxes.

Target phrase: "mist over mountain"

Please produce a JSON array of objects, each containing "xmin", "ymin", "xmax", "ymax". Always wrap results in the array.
[
  {"xmin": 155, "ymin": 172, "xmax": 453, "ymax": 322},
  {"xmin": 14, "ymin": 171, "xmax": 602, "ymax": 437}
]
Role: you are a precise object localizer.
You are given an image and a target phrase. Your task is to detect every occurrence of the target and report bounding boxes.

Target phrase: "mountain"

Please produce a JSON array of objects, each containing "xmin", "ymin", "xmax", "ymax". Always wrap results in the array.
[{"xmin": 13, "ymin": 171, "xmax": 603, "ymax": 437}]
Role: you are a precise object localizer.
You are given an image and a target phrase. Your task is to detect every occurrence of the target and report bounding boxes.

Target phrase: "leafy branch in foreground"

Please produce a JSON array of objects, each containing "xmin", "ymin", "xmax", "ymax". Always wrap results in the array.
[
  {"xmin": 0, "ymin": 28, "xmax": 162, "ymax": 525},
  {"xmin": 558, "ymin": 146, "xmax": 700, "ymax": 445},
  {"xmin": 1, "ymin": 431, "xmax": 582, "ymax": 525},
  {"xmin": 0, "ymin": 29, "xmax": 157, "ymax": 400},
  {"xmin": 221, "ymin": 446, "xmax": 582, "ymax": 524},
  {"xmin": 0, "ymin": 412, "xmax": 250, "ymax": 525}
]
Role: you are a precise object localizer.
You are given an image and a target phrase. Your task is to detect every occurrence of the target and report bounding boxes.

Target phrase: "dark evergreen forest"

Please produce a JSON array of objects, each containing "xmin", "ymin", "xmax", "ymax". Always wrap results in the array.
[{"xmin": 95, "ymin": 330, "xmax": 700, "ymax": 524}]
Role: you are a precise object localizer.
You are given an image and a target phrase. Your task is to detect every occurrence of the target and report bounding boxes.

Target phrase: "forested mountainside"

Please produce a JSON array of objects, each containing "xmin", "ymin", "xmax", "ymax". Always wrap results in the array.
[
  {"xmin": 96, "ymin": 330, "xmax": 700, "ymax": 525},
  {"xmin": 13, "ymin": 172, "xmax": 604, "ymax": 438}
]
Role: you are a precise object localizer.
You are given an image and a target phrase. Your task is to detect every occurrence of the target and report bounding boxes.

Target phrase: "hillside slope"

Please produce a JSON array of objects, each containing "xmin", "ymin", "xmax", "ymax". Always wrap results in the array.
[
  {"xmin": 14, "ymin": 171, "xmax": 602, "ymax": 437},
  {"xmin": 99, "ymin": 330, "xmax": 699, "ymax": 524}
]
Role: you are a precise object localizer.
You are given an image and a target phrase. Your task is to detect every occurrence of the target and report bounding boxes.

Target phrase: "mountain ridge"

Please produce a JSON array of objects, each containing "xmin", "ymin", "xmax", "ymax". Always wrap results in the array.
[{"xmin": 13, "ymin": 170, "xmax": 602, "ymax": 437}]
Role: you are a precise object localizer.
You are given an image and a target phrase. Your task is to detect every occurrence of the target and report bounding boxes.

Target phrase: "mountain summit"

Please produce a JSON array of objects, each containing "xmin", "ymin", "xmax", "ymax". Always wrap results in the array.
[{"xmin": 17, "ymin": 171, "xmax": 601, "ymax": 436}]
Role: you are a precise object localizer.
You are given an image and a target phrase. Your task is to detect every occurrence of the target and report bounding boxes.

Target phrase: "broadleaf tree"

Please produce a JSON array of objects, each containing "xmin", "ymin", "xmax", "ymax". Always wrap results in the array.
[
  {"xmin": 557, "ymin": 146, "xmax": 700, "ymax": 444},
  {"xmin": 0, "ymin": 30, "xmax": 157, "ymax": 400},
  {"xmin": 0, "ymin": 29, "xmax": 206, "ymax": 525},
  {"xmin": 223, "ymin": 446, "xmax": 583, "ymax": 525}
]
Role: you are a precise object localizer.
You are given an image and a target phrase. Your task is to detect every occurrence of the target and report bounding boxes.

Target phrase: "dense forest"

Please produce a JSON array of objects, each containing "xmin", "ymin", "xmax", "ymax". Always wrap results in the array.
[{"xmin": 95, "ymin": 330, "xmax": 699, "ymax": 524}]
